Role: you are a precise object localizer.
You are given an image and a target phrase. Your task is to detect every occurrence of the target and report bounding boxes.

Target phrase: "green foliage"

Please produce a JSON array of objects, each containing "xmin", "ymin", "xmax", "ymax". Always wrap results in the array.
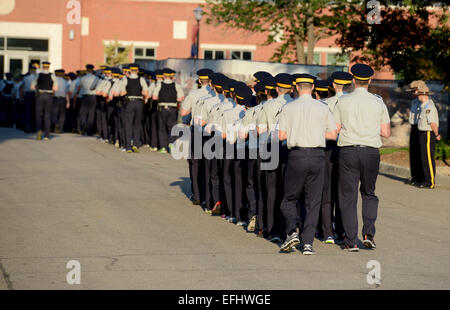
[
  {"xmin": 103, "ymin": 39, "xmax": 132, "ymax": 67},
  {"xmin": 331, "ymin": 1, "xmax": 450, "ymax": 87},
  {"xmin": 435, "ymin": 139, "xmax": 450, "ymax": 161},
  {"xmin": 203, "ymin": 0, "xmax": 338, "ymax": 64}
]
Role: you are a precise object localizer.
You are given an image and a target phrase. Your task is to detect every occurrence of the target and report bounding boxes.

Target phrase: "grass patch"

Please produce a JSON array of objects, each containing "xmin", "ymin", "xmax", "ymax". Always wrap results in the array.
[{"xmin": 380, "ymin": 147, "xmax": 409, "ymax": 155}]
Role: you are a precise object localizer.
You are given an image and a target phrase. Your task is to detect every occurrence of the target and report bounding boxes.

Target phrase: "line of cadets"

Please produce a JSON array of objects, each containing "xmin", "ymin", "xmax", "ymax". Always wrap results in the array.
[
  {"xmin": 0, "ymin": 62, "xmax": 391, "ymax": 255},
  {"xmin": 180, "ymin": 65, "xmax": 389, "ymax": 255},
  {"xmin": 0, "ymin": 62, "xmax": 184, "ymax": 154}
]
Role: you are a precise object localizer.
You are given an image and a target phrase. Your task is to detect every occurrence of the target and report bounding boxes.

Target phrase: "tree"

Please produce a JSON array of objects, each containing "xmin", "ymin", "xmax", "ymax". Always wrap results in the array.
[
  {"xmin": 330, "ymin": 1, "xmax": 450, "ymax": 86},
  {"xmin": 103, "ymin": 39, "xmax": 132, "ymax": 67},
  {"xmin": 203, "ymin": 0, "xmax": 338, "ymax": 64}
]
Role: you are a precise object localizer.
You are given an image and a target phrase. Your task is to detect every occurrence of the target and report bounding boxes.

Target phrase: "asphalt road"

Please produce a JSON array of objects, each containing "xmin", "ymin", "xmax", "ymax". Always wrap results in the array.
[{"xmin": 0, "ymin": 127, "xmax": 449, "ymax": 290}]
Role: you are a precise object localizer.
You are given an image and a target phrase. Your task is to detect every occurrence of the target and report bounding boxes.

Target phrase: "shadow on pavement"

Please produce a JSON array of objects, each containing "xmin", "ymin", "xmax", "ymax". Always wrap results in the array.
[{"xmin": 170, "ymin": 177, "xmax": 192, "ymax": 200}]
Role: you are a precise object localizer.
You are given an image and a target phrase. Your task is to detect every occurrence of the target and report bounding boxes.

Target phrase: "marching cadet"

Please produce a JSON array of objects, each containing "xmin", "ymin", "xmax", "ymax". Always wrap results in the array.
[
  {"xmin": 107, "ymin": 68, "xmax": 123, "ymax": 148},
  {"xmin": 119, "ymin": 64, "xmax": 149, "ymax": 153},
  {"xmin": 0, "ymin": 73, "xmax": 15, "ymax": 127},
  {"xmin": 219, "ymin": 82, "xmax": 247, "ymax": 225},
  {"xmin": 333, "ymin": 63, "xmax": 391, "ymax": 252},
  {"xmin": 320, "ymin": 71, "xmax": 354, "ymax": 244},
  {"xmin": 313, "ymin": 79, "xmax": 330, "ymax": 100},
  {"xmin": 153, "ymin": 68, "xmax": 184, "ymax": 153},
  {"xmin": 31, "ymin": 62, "xmax": 58, "ymax": 141},
  {"xmin": 117, "ymin": 66, "xmax": 130, "ymax": 150},
  {"xmin": 252, "ymin": 74, "xmax": 278, "ymax": 236},
  {"xmin": 205, "ymin": 78, "xmax": 238, "ymax": 217},
  {"xmin": 11, "ymin": 75, "xmax": 24, "ymax": 129},
  {"xmin": 147, "ymin": 69, "xmax": 164, "ymax": 151},
  {"xmin": 66, "ymin": 72, "xmax": 78, "ymax": 133},
  {"xmin": 197, "ymin": 73, "xmax": 225, "ymax": 214},
  {"xmin": 405, "ymin": 80, "xmax": 424, "ymax": 186},
  {"xmin": 77, "ymin": 64, "xmax": 99, "ymax": 136},
  {"xmin": 95, "ymin": 67, "xmax": 112, "ymax": 142},
  {"xmin": 22, "ymin": 63, "xmax": 39, "ymax": 133},
  {"xmin": 415, "ymin": 82, "xmax": 440, "ymax": 189},
  {"xmin": 52, "ymin": 69, "xmax": 70, "ymax": 133},
  {"xmin": 277, "ymin": 73, "xmax": 338, "ymax": 255},
  {"xmin": 180, "ymin": 68, "xmax": 214, "ymax": 205},
  {"xmin": 72, "ymin": 70, "xmax": 85, "ymax": 134},
  {"xmin": 237, "ymin": 83, "xmax": 262, "ymax": 230},
  {"xmin": 256, "ymin": 73, "xmax": 294, "ymax": 243}
]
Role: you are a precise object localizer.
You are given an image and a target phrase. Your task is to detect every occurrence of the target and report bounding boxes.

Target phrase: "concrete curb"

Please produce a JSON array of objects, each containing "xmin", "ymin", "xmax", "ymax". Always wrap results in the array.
[{"xmin": 379, "ymin": 161, "xmax": 450, "ymax": 188}]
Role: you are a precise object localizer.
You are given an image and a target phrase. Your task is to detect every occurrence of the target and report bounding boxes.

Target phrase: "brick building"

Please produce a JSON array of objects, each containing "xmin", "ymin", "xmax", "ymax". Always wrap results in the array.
[{"xmin": 0, "ymin": 0, "xmax": 392, "ymax": 78}]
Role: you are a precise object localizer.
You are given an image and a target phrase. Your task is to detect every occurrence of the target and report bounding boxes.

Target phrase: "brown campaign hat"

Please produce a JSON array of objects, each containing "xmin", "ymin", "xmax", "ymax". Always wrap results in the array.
[{"xmin": 417, "ymin": 81, "xmax": 433, "ymax": 94}]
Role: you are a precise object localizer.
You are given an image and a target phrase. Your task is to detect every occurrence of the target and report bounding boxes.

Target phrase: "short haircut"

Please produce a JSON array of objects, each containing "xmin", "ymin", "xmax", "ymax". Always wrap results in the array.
[
  {"xmin": 354, "ymin": 79, "xmax": 369, "ymax": 87},
  {"xmin": 315, "ymin": 90, "xmax": 329, "ymax": 99},
  {"xmin": 296, "ymin": 82, "xmax": 313, "ymax": 92}
]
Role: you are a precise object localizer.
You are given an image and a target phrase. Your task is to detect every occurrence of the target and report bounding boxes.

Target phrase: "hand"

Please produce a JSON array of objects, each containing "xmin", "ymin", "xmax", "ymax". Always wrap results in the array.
[
  {"xmin": 66, "ymin": 103, "xmax": 70, "ymax": 109},
  {"xmin": 436, "ymin": 134, "xmax": 441, "ymax": 141}
]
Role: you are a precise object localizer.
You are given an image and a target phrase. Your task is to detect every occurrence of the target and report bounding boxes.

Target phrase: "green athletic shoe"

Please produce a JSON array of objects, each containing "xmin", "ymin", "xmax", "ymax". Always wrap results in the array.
[
  {"xmin": 36, "ymin": 130, "xmax": 42, "ymax": 141},
  {"xmin": 126, "ymin": 150, "xmax": 133, "ymax": 153},
  {"xmin": 168, "ymin": 143, "xmax": 174, "ymax": 153},
  {"xmin": 149, "ymin": 146, "xmax": 158, "ymax": 152},
  {"xmin": 158, "ymin": 148, "xmax": 168, "ymax": 154},
  {"xmin": 132, "ymin": 146, "xmax": 139, "ymax": 153}
]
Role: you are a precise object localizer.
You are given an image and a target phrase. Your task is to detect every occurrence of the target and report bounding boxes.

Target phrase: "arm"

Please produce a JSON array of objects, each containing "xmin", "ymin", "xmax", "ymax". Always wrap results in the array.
[
  {"xmin": 380, "ymin": 122, "xmax": 391, "ymax": 138},
  {"xmin": 325, "ymin": 129, "xmax": 338, "ymax": 141},
  {"xmin": 430, "ymin": 123, "xmax": 440, "ymax": 141}
]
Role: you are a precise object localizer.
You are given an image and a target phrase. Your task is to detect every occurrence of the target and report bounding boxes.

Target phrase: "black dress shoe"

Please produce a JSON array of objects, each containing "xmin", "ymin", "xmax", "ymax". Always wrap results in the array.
[
  {"xmin": 192, "ymin": 200, "xmax": 201, "ymax": 205},
  {"xmin": 416, "ymin": 182, "xmax": 433, "ymax": 189},
  {"xmin": 404, "ymin": 178, "xmax": 414, "ymax": 185}
]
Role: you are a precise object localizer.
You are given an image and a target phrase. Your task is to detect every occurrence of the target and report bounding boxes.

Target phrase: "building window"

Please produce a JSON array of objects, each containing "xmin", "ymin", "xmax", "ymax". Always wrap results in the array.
[
  {"xmin": 230, "ymin": 50, "xmax": 252, "ymax": 61},
  {"xmin": 6, "ymin": 38, "xmax": 48, "ymax": 52},
  {"xmin": 204, "ymin": 50, "xmax": 225, "ymax": 60},
  {"xmin": 0, "ymin": 38, "xmax": 4, "ymax": 50},
  {"xmin": 326, "ymin": 53, "xmax": 349, "ymax": 66},
  {"xmin": 313, "ymin": 52, "xmax": 321, "ymax": 65},
  {"xmin": 134, "ymin": 47, "xmax": 156, "ymax": 61}
]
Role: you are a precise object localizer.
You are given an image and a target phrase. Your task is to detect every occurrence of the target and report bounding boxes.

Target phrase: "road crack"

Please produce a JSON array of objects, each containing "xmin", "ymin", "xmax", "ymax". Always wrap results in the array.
[{"xmin": 0, "ymin": 259, "xmax": 14, "ymax": 290}]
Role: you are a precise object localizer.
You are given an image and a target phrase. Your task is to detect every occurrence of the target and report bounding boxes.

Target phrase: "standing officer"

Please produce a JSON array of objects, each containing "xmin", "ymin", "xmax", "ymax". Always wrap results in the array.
[
  {"xmin": 333, "ymin": 64, "xmax": 391, "ymax": 252},
  {"xmin": 277, "ymin": 73, "xmax": 338, "ymax": 255},
  {"xmin": 416, "ymin": 82, "xmax": 440, "ymax": 189},
  {"xmin": 22, "ymin": 63, "xmax": 39, "ymax": 133},
  {"xmin": 77, "ymin": 64, "xmax": 99, "ymax": 136},
  {"xmin": 405, "ymin": 80, "xmax": 424, "ymax": 186},
  {"xmin": 153, "ymin": 68, "xmax": 184, "ymax": 153},
  {"xmin": 119, "ymin": 64, "xmax": 149, "ymax": 153},
  {"xmin": 320, "ymin": 71, "xmax": 353, "ymax": 244},
  {"xmin": 31, "ymin": 62, "xmax": 58, "ymax": 141},
  {"xmin": 53, "ymin": 69, "xmax": 70, "ymax": 133}
]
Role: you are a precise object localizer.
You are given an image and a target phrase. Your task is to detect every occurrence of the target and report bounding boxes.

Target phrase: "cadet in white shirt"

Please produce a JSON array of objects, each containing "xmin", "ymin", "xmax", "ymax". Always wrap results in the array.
[
  {"xmin": 277, "ymin": 73, "xmax": 338, "ymax": 255},
  {"xmin": 256, "ymin": 73, "xmax": 294, "ymax": 243},
  {"xmin": 218, "ymin": 82, "xmax": 247, "ymax": 226},
  {"xmin": 333, "ymin": 64, "xmax": 391, "ymax": 252},
  {"xmin": 53, "ymin": 69, "xmax": 70, "ymax": 133},
  {"xmin": 179, "ymin": 68, "xmax": 215, "ymax": 206},
  {"xmin": 318, "ymin": 71, "xmax": 353, "ymax": 244},
  {"xmin": 22, "ymin": 63, "xmax": 39, "ymax": 133},
  {"xmin": 77, "ymin": 64, "xmax": 99, "ymax": 136}
]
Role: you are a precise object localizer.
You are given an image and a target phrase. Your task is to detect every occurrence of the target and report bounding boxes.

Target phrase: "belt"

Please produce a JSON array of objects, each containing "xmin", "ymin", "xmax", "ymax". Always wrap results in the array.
[
  {"xmin": 127, "ymin": 96, "xmax": 143, "ymax": 100},
  {"xmin": 343, "ymin": 145, "xmax": 374, "ymax": 148},
  {"xmin": 38, "ymin": 90, "xmax": 53, "ymax": 94},
  {"xmin": 158, "ymin": 102, "xmax": 177, "ymax": 108},
  {"xmin": 291, "ymin": 147, "xmax": 325, "ymax": 151}
]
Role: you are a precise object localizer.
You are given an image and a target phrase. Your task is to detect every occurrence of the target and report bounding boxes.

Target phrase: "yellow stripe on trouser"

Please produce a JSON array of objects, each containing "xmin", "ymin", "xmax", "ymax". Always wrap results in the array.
[{"xmin": 426, "ymin": 131, "xmax": 435, "ymax": 188}]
